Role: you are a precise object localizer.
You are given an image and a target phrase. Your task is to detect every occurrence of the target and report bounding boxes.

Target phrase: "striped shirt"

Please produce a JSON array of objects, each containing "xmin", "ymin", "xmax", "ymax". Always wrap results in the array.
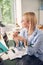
[{"xmin": 27, "ymin": 29, "xmax": 43, "ymax": 61}]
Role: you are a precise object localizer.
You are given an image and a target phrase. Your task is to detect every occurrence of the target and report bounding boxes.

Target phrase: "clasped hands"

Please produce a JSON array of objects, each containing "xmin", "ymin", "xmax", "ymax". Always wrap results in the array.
[{"xmin": 13, "ymin": 32, "xmax": 27, "ymax": 47}]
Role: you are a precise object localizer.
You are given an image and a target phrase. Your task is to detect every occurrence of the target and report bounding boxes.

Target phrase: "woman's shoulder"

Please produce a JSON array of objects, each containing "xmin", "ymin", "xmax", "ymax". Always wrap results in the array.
[
  {"xmin": 33, "ymin": 29, "xmax": 43, "ymax": 42},
  {"xmin": 37, "ymin": 29, "xmax": 43, "ymax": 37},
  {"xmin": 33, "ymin": 28, "xmax": 43, "ymax": 38},
  {"xmin": 20, "ymin": 28, "xmax": 27, "ymax": 32}
]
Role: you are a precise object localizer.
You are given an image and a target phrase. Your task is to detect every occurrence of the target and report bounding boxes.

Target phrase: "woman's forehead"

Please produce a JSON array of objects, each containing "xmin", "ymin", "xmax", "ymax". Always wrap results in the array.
[{"xmin": 22, "ymin": 15, "xmax": 28, "ymax": 20}]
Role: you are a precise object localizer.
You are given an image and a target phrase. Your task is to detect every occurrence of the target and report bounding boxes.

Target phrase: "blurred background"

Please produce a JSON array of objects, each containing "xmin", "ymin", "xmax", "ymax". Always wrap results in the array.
[{"xmin": 0, "ymin": 0, "xmax": 43, "ymax": 38}]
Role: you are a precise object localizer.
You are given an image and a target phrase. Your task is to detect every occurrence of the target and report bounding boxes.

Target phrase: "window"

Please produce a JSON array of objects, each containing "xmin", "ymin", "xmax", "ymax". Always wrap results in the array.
[{"xmin": 0, "ymin": 0, "xmax": 16, "ymax": 25}]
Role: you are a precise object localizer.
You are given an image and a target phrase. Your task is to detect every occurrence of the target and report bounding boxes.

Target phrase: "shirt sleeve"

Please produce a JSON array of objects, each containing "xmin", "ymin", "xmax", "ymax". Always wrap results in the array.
[
  {"xmin": 19, "ymin": 28, "xmax": 27, "ymax": 38},
  {"xmin": 19, "ymin": 29, "xmax": 24, "ymax": 37},
  {"xmin": 18, "ymin": 29, "xmax": 25, "ymax": 46},
  {"xmin": 27, "ymin": 33, "xmax": 43, "ymax": 56}
]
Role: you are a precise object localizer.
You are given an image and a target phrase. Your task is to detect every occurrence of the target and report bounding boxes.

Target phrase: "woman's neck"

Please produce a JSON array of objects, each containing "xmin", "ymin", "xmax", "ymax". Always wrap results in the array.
[{"xmin": 28, "ymin": 28, "xmax": 35, "ymax": 35}]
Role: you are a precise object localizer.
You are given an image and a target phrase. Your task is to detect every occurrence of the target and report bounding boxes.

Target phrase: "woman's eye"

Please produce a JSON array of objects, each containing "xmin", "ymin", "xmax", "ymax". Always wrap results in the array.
[
  {"xmin": 21, "ymin": 20, "xmax": 23, "ymax": 23},
  {"xmin": 27, "ymin": 21, "xmax": 29, "ymax": 23},
  {"xmin": 21, "ymin": 20, "xmax": 24, "ymax": 23}
]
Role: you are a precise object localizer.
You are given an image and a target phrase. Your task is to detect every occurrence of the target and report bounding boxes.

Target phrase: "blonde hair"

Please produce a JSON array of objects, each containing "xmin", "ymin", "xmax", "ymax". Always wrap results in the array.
[
  {"xmin": 23, "ymin": 12, "xmax": 37, "ymax": 29},
  {"xmin": 37, "ymin": 24, "xmax": 43, "ymax": 30}
]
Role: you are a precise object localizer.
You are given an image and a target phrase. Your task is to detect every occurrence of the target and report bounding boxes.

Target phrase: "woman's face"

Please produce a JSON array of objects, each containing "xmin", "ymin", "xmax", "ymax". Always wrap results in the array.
[
  {"xmin": 21, "ymin": 16, "xmax": 29, "ymax": 28},
  {"xmin": 22, "ymin": 15, "xmax": 35, "ymax": 30}
]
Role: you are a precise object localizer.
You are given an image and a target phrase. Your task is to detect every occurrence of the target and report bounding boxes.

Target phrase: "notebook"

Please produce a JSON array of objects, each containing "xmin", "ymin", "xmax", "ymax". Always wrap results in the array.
[{"xmin": 0, "ymin": 42, "xmax": 8, "ymax": 53}]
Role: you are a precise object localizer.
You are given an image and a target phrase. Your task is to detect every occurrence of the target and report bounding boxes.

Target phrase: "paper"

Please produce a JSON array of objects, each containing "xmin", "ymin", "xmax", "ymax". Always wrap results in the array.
[
  {"xmin": 0, "ymin": 46, "xmax": 27, "ymax": 60},
  {"xmin": 7, "ymin": 50, "xmax": 16, "ymax": 60},
  {"xmin": 1, "ymin": 53, "xmax": 9, "ymax": 60},
  {"xmin": 7, "ymin": 50, "xmax": 22, "ymax": 60},
  {"xmin": 3, "ymin": 47, "xmax": 27, "ymax": 60}
]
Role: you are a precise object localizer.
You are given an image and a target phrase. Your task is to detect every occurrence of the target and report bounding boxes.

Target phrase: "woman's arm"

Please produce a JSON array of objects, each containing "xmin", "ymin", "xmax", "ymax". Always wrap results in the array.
[
  {"xmin": 27, "ymin": 34, "xmax": 43, "ymax": 55},
  {"xmin": 13, "ymin": 35, "xmax": 27, "ymax": 47},
  {"xmin": 17, "ymin": 36, "xmax": 27, "ymax": 47}
]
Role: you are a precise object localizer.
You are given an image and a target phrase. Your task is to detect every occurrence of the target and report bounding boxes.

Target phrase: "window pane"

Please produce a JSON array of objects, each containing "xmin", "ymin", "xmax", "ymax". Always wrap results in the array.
[{"xmin": 0, "ymin": 0, "xmax": 16, "ymax": 24}]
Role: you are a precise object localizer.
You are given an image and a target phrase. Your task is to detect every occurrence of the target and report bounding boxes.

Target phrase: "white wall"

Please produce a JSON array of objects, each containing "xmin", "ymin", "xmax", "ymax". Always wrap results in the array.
[
  {"xmin": 16, "ymin": 0, "xmax": 22, "ymax": 26},
  {"xmin": 22, "ymin": 0, "xmax": 40, "ymax": 24},
  {"xmin": 16, "ymin": 0, "xmax": 43, "ymax": 25},
  {"xmin": 39, "ymin": 10, "xmax": 43, "ymax": 24}
]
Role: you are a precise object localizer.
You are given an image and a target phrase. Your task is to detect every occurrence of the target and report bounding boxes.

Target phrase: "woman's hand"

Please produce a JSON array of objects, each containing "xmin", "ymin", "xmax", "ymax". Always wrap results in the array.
[
  {"xmin": 13, "ymin": 32, "xmax": 18, "ymax": 47},
  {"xmin": 13, "ymin": 31, "xmax": 18, "ymax": 38},
  {"xmin": 17, "ymin": 36, "xmax": 27, "ymax": 47},
  {"xmin": 13, "ymin": 36, "xmax": 19, "ymax": 47},
  {"xmin": 13, "ymin": 35, "xmax": 27, "ymax": 47}
]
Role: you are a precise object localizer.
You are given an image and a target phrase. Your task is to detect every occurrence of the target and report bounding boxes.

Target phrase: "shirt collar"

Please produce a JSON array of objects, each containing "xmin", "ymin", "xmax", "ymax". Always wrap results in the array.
[{"xmin": 31, "ymin": 28, "xmax": 38, "ymax": 37}]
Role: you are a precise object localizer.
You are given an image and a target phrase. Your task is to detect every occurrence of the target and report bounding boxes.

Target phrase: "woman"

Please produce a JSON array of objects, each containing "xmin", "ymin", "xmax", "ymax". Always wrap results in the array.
[
  {"xmin": 13, "ymin": 13, "xmax": 29, "ymax": 47},
  {"xmin": 13, "ymin": 12, "xmax": 43, "ymax": 65}
]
